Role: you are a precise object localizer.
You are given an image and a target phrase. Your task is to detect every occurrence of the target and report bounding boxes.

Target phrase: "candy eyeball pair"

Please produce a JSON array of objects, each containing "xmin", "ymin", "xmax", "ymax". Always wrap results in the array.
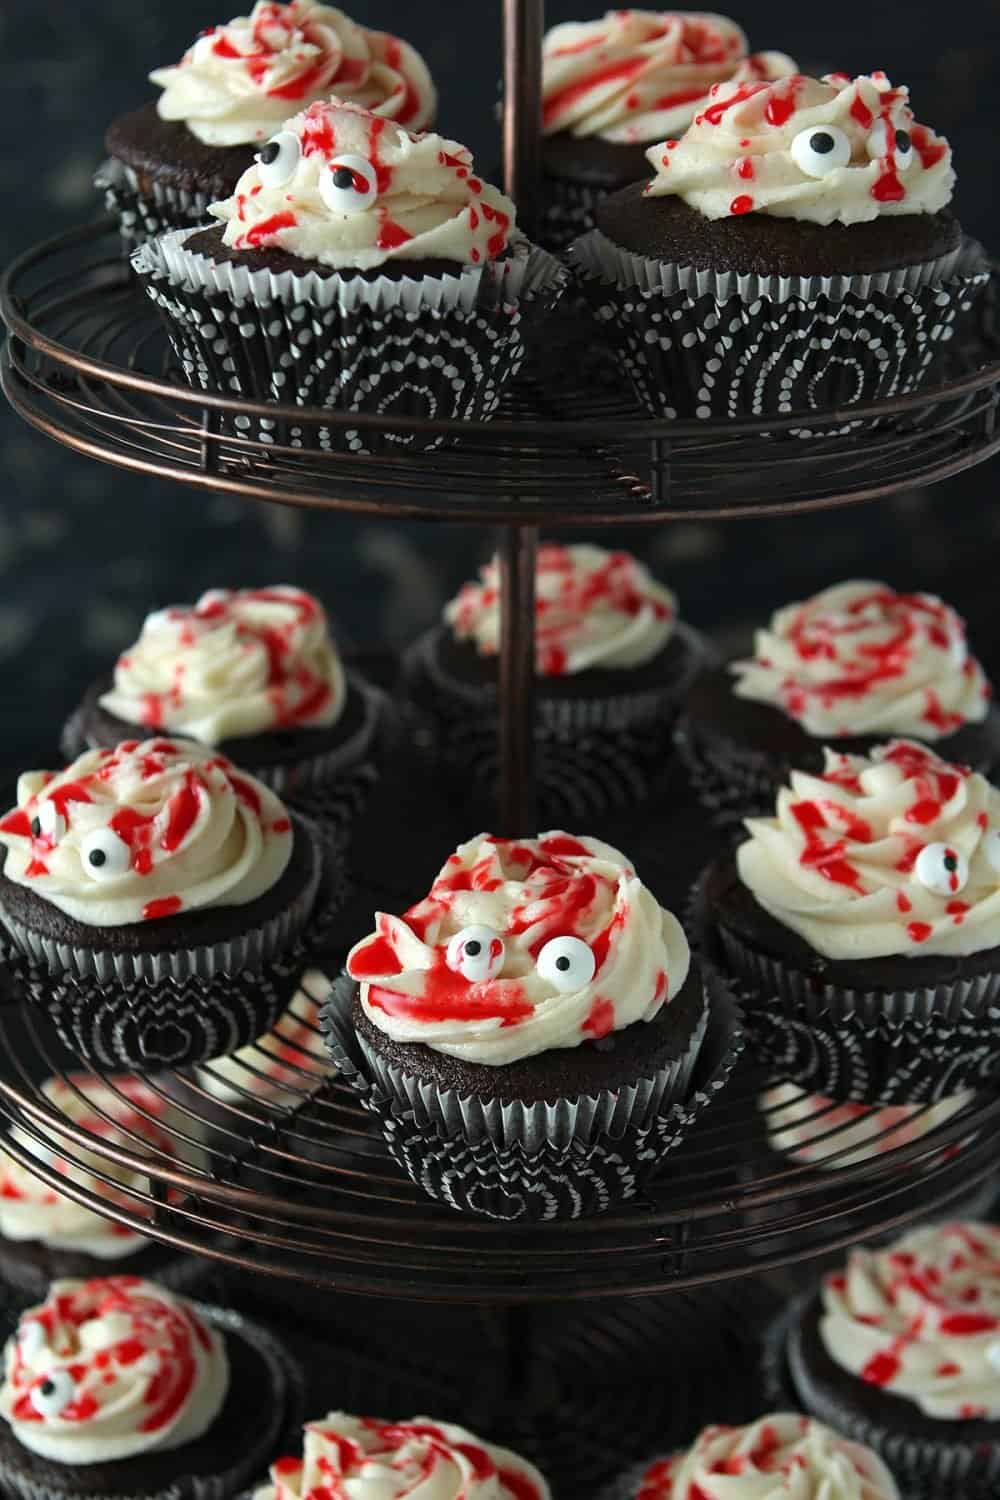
[
  {"xmin": 913, "ymin": 831, "xmax": 1000, "ymax": 896},
  {"xmin": 29, "ymin": 802, "xmax": 131, "ymax": 883},
  {"xmin": 789, "ymin": 121, "xmax": 914, "ymax": 179},
  {"xmin": 254, "ymin": 132, "xmax": 377, "ymax": 213},
  {"xmin": 446, "ymin": 926, "xmax": 597, "ymax": 992}
]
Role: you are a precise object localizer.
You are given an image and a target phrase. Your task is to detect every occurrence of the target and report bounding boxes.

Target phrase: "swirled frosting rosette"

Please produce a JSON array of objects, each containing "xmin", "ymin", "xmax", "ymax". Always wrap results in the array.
[
  {"xmin": 98, "ymin": 587, "xmax": 346, "ymax": 745},
  {"xmin": 0, "ymin": 1077, "xmax": 192, "ymax": 1264},
  {"xmin": 445, "ymin": 544, "xmax": 677, "ymax": 677},
  {"xmin": 623, "ymin": 1414, "xmax": 899, "ymax": 1499},
  {"xmin": 761, "ymin": 1084, "xmax": 972, "ymax": 1170},
  {"xmin": 732, "ymin": 583, "xmax": 991, "ymax": 741},
  {"xmin": 815, "ymin": 1223, "xmax": 1000, "ymax": 1421},
  {"xmin": 0, "ymin": 1278, "xmax": 228, "ymax": 1465},
  {"xmin": 643, "ymin": 70, "xmax": 953, "ymax": 223},
  {"xmin": 151, "ymin": 0, "xmax": 436, "ymax": 147},
  {"xmin": 542, "ymin": 11, "xmax": 794, "ymax": 145},
  {"xmin": 347, "ymin": 831, "xmax": 691, "ymax": 1065},
  {"xmin": 254, "ymin": 1413, "xmax": 550, "ymax": 1500}
]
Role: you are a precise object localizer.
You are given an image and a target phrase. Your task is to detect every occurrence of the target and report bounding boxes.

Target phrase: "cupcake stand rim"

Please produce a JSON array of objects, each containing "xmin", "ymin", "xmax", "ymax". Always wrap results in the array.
[
  {"xmin": 0, "ymin": 0, "xmax": 997, "ymax": 1306},
  {"xmin": 0, "ymin": 990, "xmax": 996, "ymax": 1301}
]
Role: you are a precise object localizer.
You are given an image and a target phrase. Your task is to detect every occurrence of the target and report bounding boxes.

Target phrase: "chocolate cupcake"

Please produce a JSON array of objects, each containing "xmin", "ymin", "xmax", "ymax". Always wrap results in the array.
[
  {"xmin": 0, "ymin": 1074, "xmax": 209, "ymax": 1299},
  {"xmin": 323, "ymin": 830, "xmax": 743, "ymax": 1221},
  {"xmin": 132, "ymin": 99, "xmax": 565, "ymax": 455},
  {"xmin": 677, "ymin": 580, "xmax": 1000, "ymax": 823},
  {"xmin": 696, "ymin": 738, "xmax": 1000, "ymax": 1103},
  {"xmin": 63, "ymin": 586, "xmax": 392, "ymax": 847},
  {"xmin": 604, "ymin": 1412, "xmax": 900, "ymax": 1500},
  {"xmin": 405, "ymin": 543, "xmax": 707, "ymax": 819},
  {"xmin": 251, "ymin": 1411, "xmax": 551, "ymax": 1500},
  {"xmin": 571, "ymin": 70, "xmax": 988, "ymax": 422},
  {"xmin": 0, "ymin": 739, "xmax": 330, "ymax": 1069},
  {"xmin": 98, "ymin": 0, "xmax": 436, "ymax": 247},
  {"xmin": 0, "ymin": 1275, "xmax": 299, "ymax": 1500},
  {"xmin": 786, "ymin": 1222, "xmax": 1000, "ymax": 1497},
  {"xmin": 538, "ymin": 10, "xmax": 795, "ymax": 250}
]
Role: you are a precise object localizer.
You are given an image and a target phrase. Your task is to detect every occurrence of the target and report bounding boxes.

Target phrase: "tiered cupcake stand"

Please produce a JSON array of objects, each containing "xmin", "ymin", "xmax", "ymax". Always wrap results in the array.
[{"xmin": 3, "ymin": 1, "xmax": 1000, "ymax": 1492}]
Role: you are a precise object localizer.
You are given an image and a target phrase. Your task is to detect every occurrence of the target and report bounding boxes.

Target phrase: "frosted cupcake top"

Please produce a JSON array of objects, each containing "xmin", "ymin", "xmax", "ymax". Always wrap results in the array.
[
  {"xmin": 254, "ymin": 1413, "xmax": 551, "ymax": 1500},
  {"xmin": 0, "ymin": 1277, "xmax": 228, "ymax": 1464},
  {"xmin": 762, "ymin": 1084, "xmax": 971, "ymax": 1170},
  {"xmin": 347, "ymin": 832, "xmax": 690, "ymax": 1065},
  {"xmin": 444, "ymin": 544, "xmax": 677, "ymax": 676},
  {"xmin": 0, "ymin": 740, "xmax": 293, "ymax": 927},
  {"xmin": 731, "ymin": 581, "xmax": 991, "ymax": 740},
  {"xmin": 541, "ymin": 11, "xmax": 795, "ymax": 144},
  {"xmin": 644, "ymin": 71, "xmax": 954, "ymax": 223},
  {"xmin": 210, "ymin": 98, "xmax": 516, "ymax": 271},
  {"xmin": 738, "ymin": 740, "xmax": 1000, "ymax": 961},
  {"xmin": 99, "ymin": 586, "xmax": 346, "ymax": 745},
  {"xmin": 632, "ymin": 1414, "xmax": 899, "ymax": 1499},
  {"xmin": 821, "ymin": 1222, "xmax": 1000, "ymax": 1421},
  {"xmin": 0, "ymin": 1075, "xmax": 186, "ymax": 1259},
  {"xmin": 151, "ymin": 0, "xmax": 436, "ymax": 147}
]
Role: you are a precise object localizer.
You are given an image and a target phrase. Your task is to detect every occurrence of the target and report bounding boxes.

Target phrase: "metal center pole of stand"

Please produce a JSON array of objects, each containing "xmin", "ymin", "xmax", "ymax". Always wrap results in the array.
[{"xmin": 498, "ymin": 0, "xmax": 544, "ymax": 836}]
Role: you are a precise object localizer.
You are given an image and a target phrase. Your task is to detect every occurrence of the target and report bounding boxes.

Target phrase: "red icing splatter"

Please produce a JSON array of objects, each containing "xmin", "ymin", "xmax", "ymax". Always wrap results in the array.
[
  {"xmin": 907, "ymin": 922, "xmax": 933, "ymax": 944},
  {"xmin": 582, "ymin": 998, "xmax": 615, "ymax": 1038},
  {"xmin": 142, "ymin": 896, "xmax": 182, "ymax": 922},
  {"xmin": 240, "ymin": 210, "xmax": 297, "ymax": 247},
  {"xmin": 730, "ymin": 194, "xmax": 754, "ymax": 215}
]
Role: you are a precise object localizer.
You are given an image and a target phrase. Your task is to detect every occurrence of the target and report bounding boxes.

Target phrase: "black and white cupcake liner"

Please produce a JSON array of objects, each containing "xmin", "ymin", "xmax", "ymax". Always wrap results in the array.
[
  {"xmin": 673, "ymin": 714, "xmax": 780, "ymax": 828},
  {"xmin": 320, "ymin": 968, "xmax": 743, "ymax": 1222},
  {"xmin": 569, "ymin": 229, "xmax": 989, "ymax": 428},
  {"xmin": 131, "ymin": 228, "xmax": 567, "ymax": 456},
  {"xmin": 0, "ymin": 821, "xmax": 345, "ymax": 1069},
  {"xmin": 0, "ymin": 1301, "xmax": 303, "ymax": 1500},
  {"xmin": 769, "ymin": 1299, "xmax": 1000, "ymax": 1500},
  {"xmin": 95, "ymin": 157, "xmax": 216, "ymax": 252},
  {"xmin": 538, "ymin": 176, "xmax": 611, "ymax": 255},
  {"xmin": 689, "ymin": 869, "xmax": 1000, "ymax": 1105}
]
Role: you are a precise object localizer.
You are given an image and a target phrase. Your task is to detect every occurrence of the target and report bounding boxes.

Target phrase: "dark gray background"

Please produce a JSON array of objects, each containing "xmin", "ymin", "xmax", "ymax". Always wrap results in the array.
[{"xmin": 1, "ymin": 1, "xmax": 999, "ymax": 776}]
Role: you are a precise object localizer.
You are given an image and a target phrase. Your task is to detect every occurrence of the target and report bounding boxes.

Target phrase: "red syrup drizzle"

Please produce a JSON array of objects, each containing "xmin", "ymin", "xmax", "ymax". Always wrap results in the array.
[
  {"xmin": 763, "ymin": 75, "xmax": 804, "ymax": 126},
  {"xmin": 790, "ymin": 799, "xmax": 871, "ymax": 893},
  {"xmin": 730, "ymin": 194, "xmax": 754, "ymax": 215}
]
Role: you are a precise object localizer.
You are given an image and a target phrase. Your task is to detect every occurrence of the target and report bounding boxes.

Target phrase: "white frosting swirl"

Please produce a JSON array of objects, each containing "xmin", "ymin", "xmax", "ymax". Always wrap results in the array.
[
  {"xmin": 254, "ymin": 1412, "xmax": 550, "ymax": 1500},
  {"xmin": 0, "ymin": 1277, "xmax": 228, "ymax": 1464},
  {"xmin": 445, "ymin": 544, "xmax": 677, "ymax": 676},
  {"xmin": 542, "ymin": 11, "xmax": 795, "ymax": 144},
  {"xmin": 346, "ymin": 832, "xmax": 691, "ymax": 1065},
  {"xmin": 820, "ymin": 1222, "xmax": 1000, "ymax": 1420},
  {"xmin": 0, "ymin": 740, "xmax": 293, "ymax": 928},
  {"xmin": 99, "ymin": 587, "xmax": 346, "ymax": 745},
  {"xmin": 210, "ymin": 99, "xmax": 517, "ymax": 270},
  {"xmin": 0, "ymin": 1076, "xmax": 192, "ymax": 1259},
  {"xmin": 761, "ymin": 1084, "xmax": 971, "ymax": 1170},
  {"xmin": 731, "ymin": 582, "xmax": 990, "ymax": 740},
  {"xmin": 151, "ymin": 0, "xmax": 436, "ymax": 147},
  {"xmin": 644, "ymin": 71, "xmax": 954, "ymax": 223},
  {"xmin": 635, "ymin": 1414, "xmax": 899, "ymax": 1499},
  {"xmin": 738, "ymin": 740, "xmax": 1000, "ymax": 961}
]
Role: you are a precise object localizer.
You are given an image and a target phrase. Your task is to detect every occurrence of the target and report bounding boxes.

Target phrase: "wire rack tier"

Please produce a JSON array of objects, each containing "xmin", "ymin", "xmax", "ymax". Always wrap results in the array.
[
  {"xmin": 0, "ymin": 975, "xmax": 996, "ymax": 1302},
  {"xmin": 3, "ymin": 220, "xmax": 1000, "ymax": 525}
]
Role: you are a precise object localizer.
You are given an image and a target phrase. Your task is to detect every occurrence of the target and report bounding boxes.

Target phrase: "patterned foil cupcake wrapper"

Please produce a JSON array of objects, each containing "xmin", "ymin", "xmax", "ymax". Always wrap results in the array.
[
  {"xmin": 673, "ymin": 714, "xmax": 781, "ymax": 828},
  {"xmin": 538, "ymin": 175, "xmax": 610, "ymax": 254},
  {"xmin": 0, "ymin": 1301, "xmax": 303, "ymax": 1500},
  {"xmin": 569, "ymin": 228, "xmax": 989, "ymax": 425},
  {"xmin": 320, "ymin": 969, "xmax": 744, "ymax": 1222},
  {"xmin": 95, "ymin": 157, "xmax": 216, "ymax": 251},
  {"xmin": 774, "ymin": 1301, "xmax": 1000, "ymax": 1500},
  {"xmin": 132, "ymin": 227, "xmax": 567, "ymax": 456},
  {"xmin": 0, "ymin": 823, "xmax": 347, "ymax": 1069},
  {"xmin": 688, "ymin": 869, "xmax": 1000, "ymax": 1105}
]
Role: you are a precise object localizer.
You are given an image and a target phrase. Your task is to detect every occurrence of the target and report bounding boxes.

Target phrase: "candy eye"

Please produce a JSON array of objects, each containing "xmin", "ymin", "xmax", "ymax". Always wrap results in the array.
[
  {"xmin": 318, "ymin": 155, "xmax": 378, "ymax": 215},
  {"xmin": 29, "ymin": 1369, "xmax": 76, "ymax": 1418},
  {"xmin": 983, "ymin": 829, "xmax": 1000, "ymax": 875},
  {"xmin": 34, "ymin": 802, "xmax": 66, "ymax": 843},
  {"xmin": 789, "ymin": 125, "xmax": 852, "ymax": 178},
  {"xmin": 914, "ymin": 842, "xmax": 969, "ymax": 896},
  {"xmin": 445, "ymin": 926, "xmax": 505, "ymax": 982},
  {"xmin": 255, "ymin": 131, "xmax": 300, "ymax": 187},
  {"xmin": 536, "ymin": 936, "xmax": 596, "ymax": 993},
  {"xmin": 80, "ymin": 828, "xmax": 131, "ymax": 881},
  {"xmin": 867, "ymin": 120, "xmax": 914, "ymax": 168}
]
